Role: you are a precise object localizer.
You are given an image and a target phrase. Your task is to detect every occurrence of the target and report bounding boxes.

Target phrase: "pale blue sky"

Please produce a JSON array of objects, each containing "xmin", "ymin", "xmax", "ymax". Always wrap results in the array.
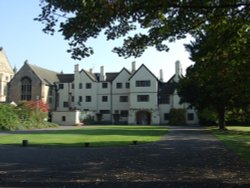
[{"xmin": 0, "ymin": 1, "xmax": 194, "ymax": 81}]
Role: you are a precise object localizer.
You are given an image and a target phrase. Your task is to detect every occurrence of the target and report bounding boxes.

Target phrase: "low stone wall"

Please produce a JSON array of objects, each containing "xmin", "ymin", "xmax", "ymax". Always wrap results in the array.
[{"xmin": 51, "ymin": 110, "xmax": 80, "ymax": 126}]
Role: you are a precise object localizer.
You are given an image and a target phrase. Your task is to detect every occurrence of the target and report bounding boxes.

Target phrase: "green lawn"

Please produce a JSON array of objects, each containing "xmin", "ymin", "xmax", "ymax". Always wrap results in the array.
[
  {"xmin": 0, "ymin": 125, "xmax": 168, "ymax": 147},
  {"xmin": 211, "ymin": 126, "xmax": 250, "ymax": 162}
]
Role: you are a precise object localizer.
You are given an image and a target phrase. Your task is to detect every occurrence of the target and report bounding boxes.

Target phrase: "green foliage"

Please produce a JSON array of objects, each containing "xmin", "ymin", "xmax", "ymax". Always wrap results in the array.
[
  {"xmin": 0, "ymin": 103, "xmax": 57, "ymax": 131},
  {"xmin": 35, "ymin": 1, "xmax": 249, "ymax": 59},
  {"xmin": 198, "ymin": 108, "xmax": 217, "ymax": 126},
  {"xmin": 80, "ymin": 111, "xmax": 95, "ymax": 124},
  {"xmin": 178, "ymin": 5, "xmax": 250, "ymax": 129},
  {"xmin": 0, "ymin": 104, "xmax": 20, "ymax": 130},
  {"xmin": 225, "ymin": 108, "xmax": 250, "ymax": 125},
  {"xmin": 169, "ymin": 108, "xmax": 186, "ymax": 125}
]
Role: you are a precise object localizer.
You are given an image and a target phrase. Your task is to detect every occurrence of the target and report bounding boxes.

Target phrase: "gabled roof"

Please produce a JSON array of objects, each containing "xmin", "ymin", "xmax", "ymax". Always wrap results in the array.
[
  {"xmin": 80, "ymin": 69, "xmax": 97, "ymax": 82},
  {"xmin": 106, "ymin": 72, "xmax": 119, "ymax": 82},
  {"xmin": 0, "ymin": 47, "xmax": 14, "ymax": 74},
  {"xmin": 27, "ymin": 62, "xmax": 59, "ymax": 85},
  {"xmin": 111, "ymin": 67, "xmax": 131, "ymax": 82},
  {"xmin": 129, "ymin": 64, "xmax": 159, "ymax": 81},
  {"xmin": 159, "ymin": 81, "xmax": 178, "ymax": 95},
  {"xmin": 158, "ymin": 72, "xmax": 183, "ymax": 95},
  {"xmin": 57, "ymin": 74, "xmax": 74, "ymax": 83}
]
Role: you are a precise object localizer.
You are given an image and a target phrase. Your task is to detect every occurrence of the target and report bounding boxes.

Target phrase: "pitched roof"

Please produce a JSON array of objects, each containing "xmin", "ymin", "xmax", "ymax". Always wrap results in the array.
[
  {"xmin": 106, "ymin": 72, "xmax": 119, "ymax": 82},
  {"xmin": 57, "ymin": 74, "xmax": 74, "ymax": 83},
  {"xmin": 27, "ymin": 62, "xmax": 59, "ymax": 85},
  {"xmin": 0, "ymin": 47, "xmax": 14, "ymax": 74},
  {"xmin": 110, "ymin": 68, "xmax": 131, "ymax": 82},
  {"xmin": 159, "ymin": 81, "xmax": 178, "ymax": 95},
  {"xmin": 129, "ymin": 64, "xmax": 159, "ymax": 81},
  {"xmin": 80, "ymin": 69, "xmax": 97, "ymax": 82}
]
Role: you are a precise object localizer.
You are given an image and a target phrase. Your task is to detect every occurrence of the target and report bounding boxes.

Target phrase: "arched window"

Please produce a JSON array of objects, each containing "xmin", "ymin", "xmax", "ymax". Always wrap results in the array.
[{"xmin": 21, "ymin": 77, "xmax": 32, "ymax": 100}]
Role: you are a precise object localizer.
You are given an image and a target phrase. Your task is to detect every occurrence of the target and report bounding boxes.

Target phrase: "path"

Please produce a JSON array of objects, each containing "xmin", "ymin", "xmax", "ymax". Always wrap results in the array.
[{"xmin": 0, "ymin": 126, "xmax": 249, "ymax": 187}]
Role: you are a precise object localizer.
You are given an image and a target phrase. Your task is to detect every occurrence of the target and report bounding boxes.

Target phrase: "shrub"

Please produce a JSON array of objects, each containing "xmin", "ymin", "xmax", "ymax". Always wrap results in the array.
[
  {"xmin": 17, "ymin": 100, "xmax": 48, "ymax": 125},
  {"xmin": 0, "ymin": 104, "xmax": 20, "ymax": 130},
  {"xmin": 169, "ymin": 108, "xmax": 186, "ymax": 125},
  {"xmin": 198, "ymin": 108, "xmax": 217, "ymax": 126},
  {"xmin": 0, "ymin": 101, "xmax": 58, "ymax": 131}
]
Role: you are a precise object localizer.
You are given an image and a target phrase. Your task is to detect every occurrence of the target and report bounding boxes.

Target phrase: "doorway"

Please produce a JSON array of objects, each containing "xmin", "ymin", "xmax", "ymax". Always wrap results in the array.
[{"xmin": 136, "ymin": 111, "xmax": 151, "ymax": 125}]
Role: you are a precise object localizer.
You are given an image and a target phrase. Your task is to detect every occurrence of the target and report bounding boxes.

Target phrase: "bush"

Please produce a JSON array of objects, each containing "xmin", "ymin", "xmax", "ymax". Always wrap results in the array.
[
  {"xmin": 198, "ymin": 108, "xmax": 217, "ymax": 126},
  {"xmin": 0, "ymin": 104, "xmax": 20, "ymax": 130},
  {"xmin": 0, "ymin": 102, "xmax": 58, "ymax": 131},
  {"xmin": 169, "ymin": 108, "xmax": 186, "ymax": 125}
]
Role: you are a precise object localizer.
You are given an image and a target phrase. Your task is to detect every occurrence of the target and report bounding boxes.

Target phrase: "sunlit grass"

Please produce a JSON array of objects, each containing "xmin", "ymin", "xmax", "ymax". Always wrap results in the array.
[
  {"xmin": 210, "ymin": 126, "xmax": 250, "ymax": 162},
  {"xmin": 0, "ymin": 125, "xmax": 168, "ymax": 147}
]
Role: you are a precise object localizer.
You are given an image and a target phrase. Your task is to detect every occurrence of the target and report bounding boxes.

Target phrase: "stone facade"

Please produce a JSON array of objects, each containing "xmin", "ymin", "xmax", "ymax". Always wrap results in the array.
[
  {"xmin": 7, "ymin": 61, "xmax": 59, "ymax": 110},
  {"xmin": 0, "ymin": 47, "xmax": 14, "ymax": 102}
]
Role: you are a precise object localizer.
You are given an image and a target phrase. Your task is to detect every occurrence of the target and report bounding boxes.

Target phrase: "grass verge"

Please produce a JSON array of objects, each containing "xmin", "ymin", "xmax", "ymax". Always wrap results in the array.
[
  {"xmin": 210, "ymin": 126, "xmax": 250, "ymax": 162},
  {"xmin": 0, "ymin": 125, "xmax": 168, "ymax": 147}
]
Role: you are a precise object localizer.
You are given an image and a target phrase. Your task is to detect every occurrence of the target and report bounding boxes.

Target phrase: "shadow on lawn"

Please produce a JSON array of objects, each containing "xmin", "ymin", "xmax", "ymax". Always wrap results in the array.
[
  {"xmin": 9, "ymin": 126, "xmax": 168, "ymax": 137},
  {"xmin": 2, "ymin": 140, "xmax": 149, "ymax": 148},
  {"xmin": 213, "ymin": 129, "xmax": 250, "ymax": 140}
]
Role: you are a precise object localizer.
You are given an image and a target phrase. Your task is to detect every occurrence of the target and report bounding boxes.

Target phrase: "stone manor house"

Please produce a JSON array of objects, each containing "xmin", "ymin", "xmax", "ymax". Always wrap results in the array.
[{"xmin": 6, "ymin": 52, "xmax": 198, "ymax": 125}]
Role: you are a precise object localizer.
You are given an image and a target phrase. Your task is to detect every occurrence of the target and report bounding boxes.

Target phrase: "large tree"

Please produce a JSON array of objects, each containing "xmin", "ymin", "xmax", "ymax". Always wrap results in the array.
[
  {"xmin": 178, "ymin": 14, "xmax": 250, "ymax": 129},
  {"xmin": 35, "ymin": 0, "xmax": 249, "ymax": 60}
]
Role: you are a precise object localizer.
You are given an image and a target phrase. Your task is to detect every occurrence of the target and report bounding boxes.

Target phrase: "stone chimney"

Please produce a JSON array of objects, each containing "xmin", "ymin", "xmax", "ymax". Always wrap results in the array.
[
  {"xmin": 131, "ymin": 61, "xmax": 136, "ymax": 73},
  {"xmin": 174, "ymin": 60, "xmax": 182, "ymax": 82},
  {"xmin": 159, "ymin": 69, "xmax": 163, "ymax": 82},
  {"xmin": 74, "ymin": 64, "xmax": 79, "ymax": 73},
  {"xmin": 100, "ymin": 66, "xmax": 105, "ymax": 81}
]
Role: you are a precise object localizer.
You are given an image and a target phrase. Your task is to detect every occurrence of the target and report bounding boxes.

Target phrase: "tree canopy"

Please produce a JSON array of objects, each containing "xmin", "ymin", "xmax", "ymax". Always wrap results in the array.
[
  {"xmin": 35, "ymin": 0, "xmax": 250, "ymax": 60},
  {"xmin": 178, "ymin": 9, "xmax": 250, "ymax": 129}
]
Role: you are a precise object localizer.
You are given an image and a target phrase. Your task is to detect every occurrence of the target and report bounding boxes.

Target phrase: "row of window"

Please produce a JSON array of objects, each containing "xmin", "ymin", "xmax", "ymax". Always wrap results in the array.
[
  {"xmin": 72, "ymin": 95, "xmax": 151, "ymax": 103},
  {"xmin": 63, "ymin": 95, "xmax": 151, "ymax": 107},
  {"xmin": 59, "ymin": 80, "xmax": 152, "ymax": 90},
  {"xmin": 75, "ymin": 95, "xmax": 129, "ymax": 103},
  {"xmin": 61, "ymin": 110, "xmax": 129, "ymax": 122},
  {"xmin": 62, "ymin": 112, "xmax": 194, "ymax": 122}
]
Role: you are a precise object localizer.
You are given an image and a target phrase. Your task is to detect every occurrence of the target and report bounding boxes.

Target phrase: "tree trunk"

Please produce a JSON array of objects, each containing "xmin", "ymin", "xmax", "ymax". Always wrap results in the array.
[{"xmin": 218, "ymin": 107, "xmax": 226, "ymax": 130}]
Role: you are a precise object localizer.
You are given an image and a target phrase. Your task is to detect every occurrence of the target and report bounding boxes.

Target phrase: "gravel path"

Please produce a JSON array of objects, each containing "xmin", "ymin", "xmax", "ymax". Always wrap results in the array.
[{"xmin": 0, "ymin": 126, "xmax": 249, "ymax": 187}]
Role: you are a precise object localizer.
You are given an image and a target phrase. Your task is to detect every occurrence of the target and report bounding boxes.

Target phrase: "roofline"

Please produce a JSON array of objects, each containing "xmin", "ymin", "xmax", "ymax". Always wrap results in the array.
[
  {"xmin": 80, "ymin": 69, "xmax": 97, "ymax": 82},
  {"xmin": 25, "ymin": 63, "xmax": 44, "ymax": 83},
  {"xmin": 129, "ymin": 64, "xmax": 159, "ymax": 81},
  {"xmin": 111, "ymin": 67, "xmax": 131, "ymax": 82}
]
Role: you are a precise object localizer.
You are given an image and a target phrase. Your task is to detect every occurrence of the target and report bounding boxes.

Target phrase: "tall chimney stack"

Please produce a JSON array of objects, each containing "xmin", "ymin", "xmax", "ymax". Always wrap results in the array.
[
  {"xmin": 174, "ymin": 60, "xmax": 182, "ymax": 82},
  {"xmin": 131, "ymin": 61, "xmax": 136, "ymax": 73},
  {"xmin": 74, "ymin": 64, "xmax": 79, "ymax": 73},
  {"xmin": 159, "ymin": 69, "xmax": 163, "ymax": 82},
  {"xmin": 100, "ymin": 66, "xmax": 105, "ymax": 81}
]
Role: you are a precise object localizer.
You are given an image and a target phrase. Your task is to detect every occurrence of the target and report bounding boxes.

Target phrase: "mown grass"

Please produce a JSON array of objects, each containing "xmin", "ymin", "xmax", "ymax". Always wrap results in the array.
[
  {"xmin": 210, "ymin": 126, "xmax": 250, "ymax": 162},
  {"xmin": 0, "ymin": 125, "xmax": 168, "ymax": 147}
]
